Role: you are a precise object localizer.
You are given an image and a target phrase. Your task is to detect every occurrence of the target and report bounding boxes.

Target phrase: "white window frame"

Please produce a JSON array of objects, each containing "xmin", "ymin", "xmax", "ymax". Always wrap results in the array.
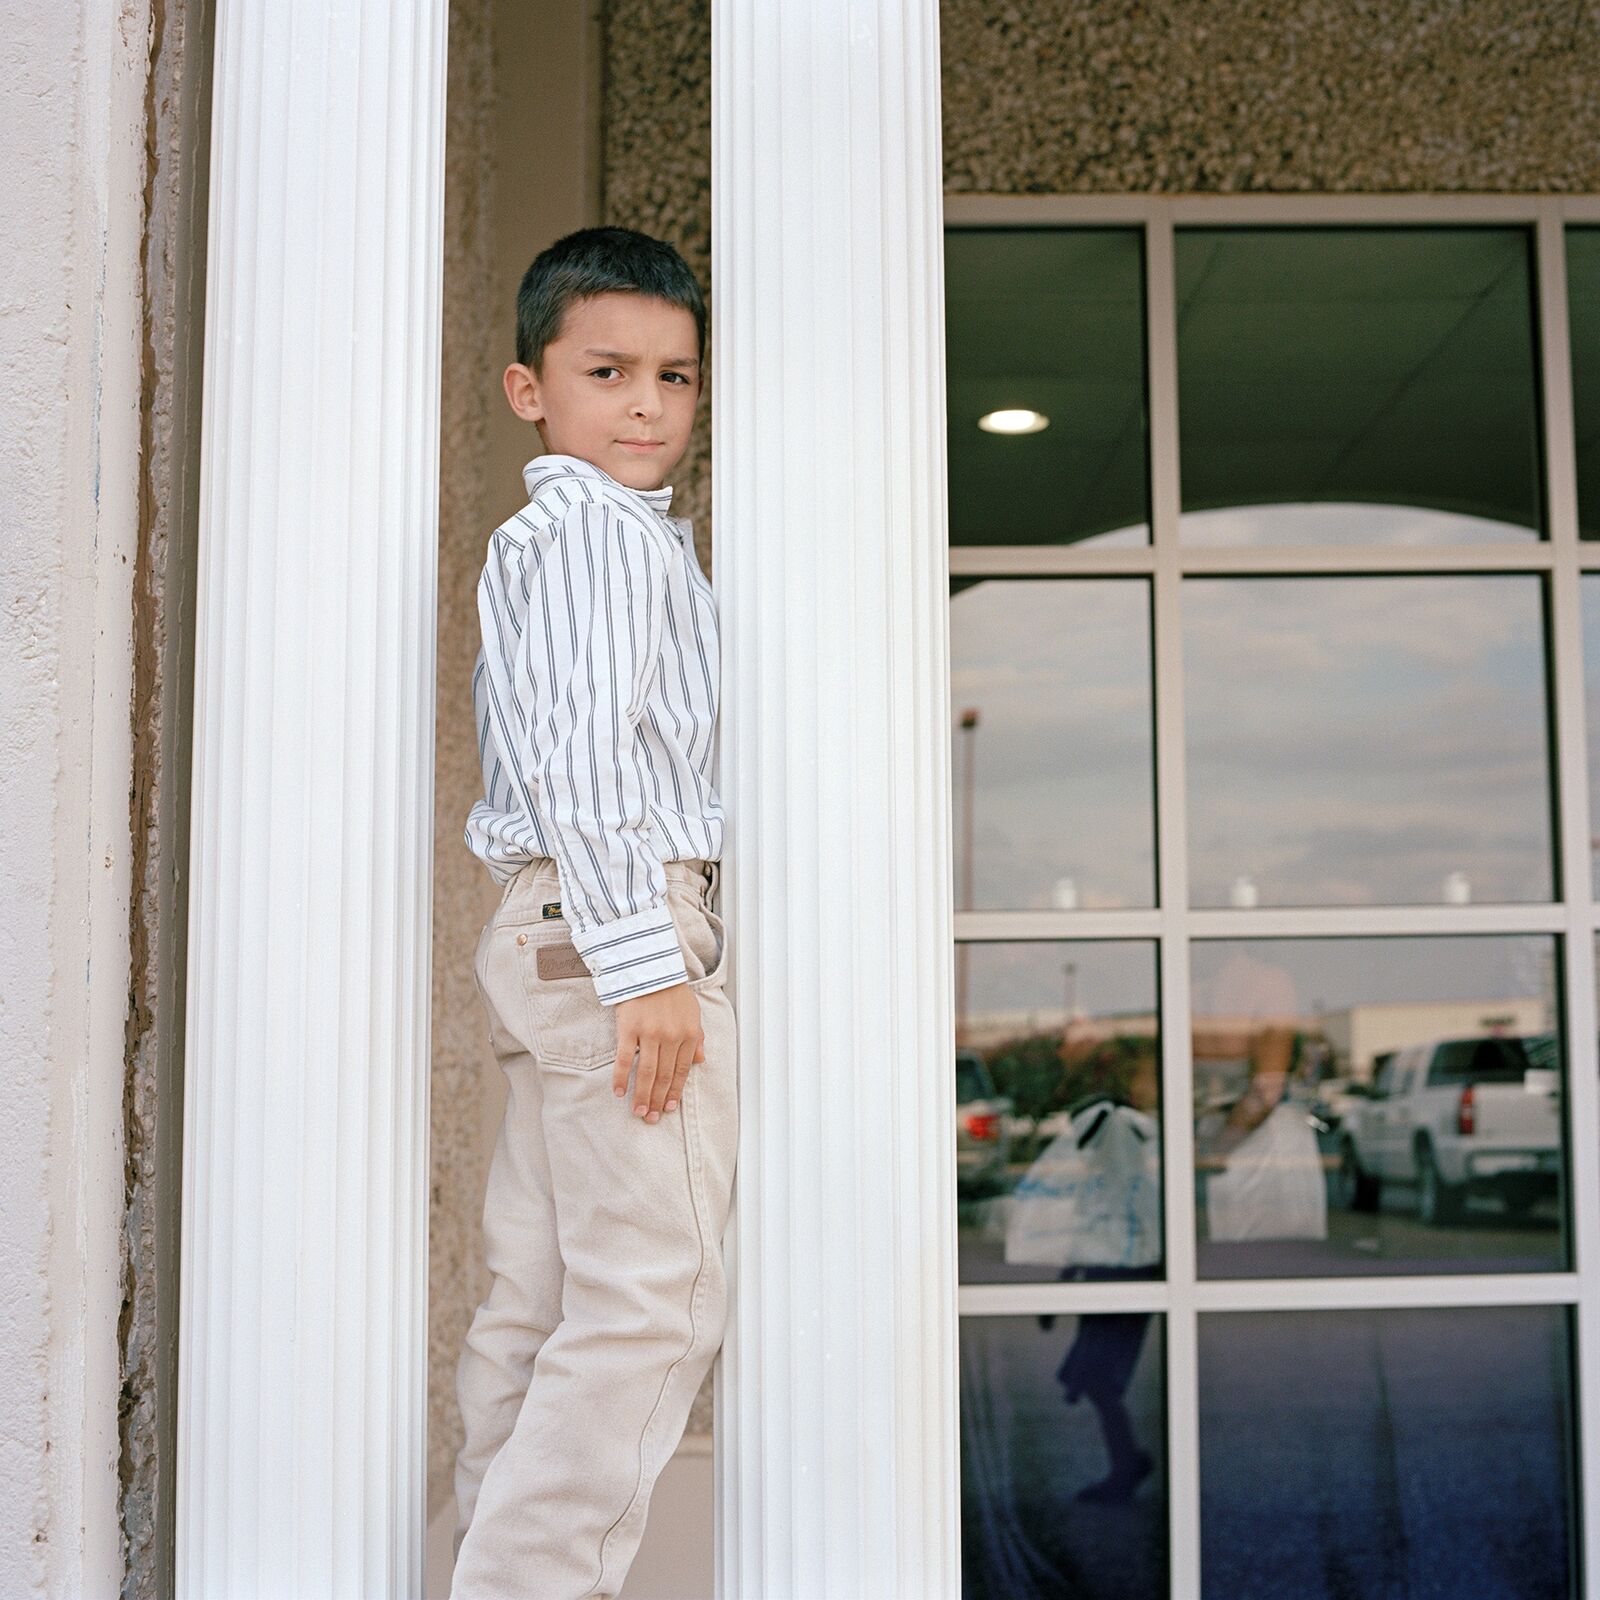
[{"xmin": 945, "ymin": 192, "xmax": 1600, "ymax": 1598}]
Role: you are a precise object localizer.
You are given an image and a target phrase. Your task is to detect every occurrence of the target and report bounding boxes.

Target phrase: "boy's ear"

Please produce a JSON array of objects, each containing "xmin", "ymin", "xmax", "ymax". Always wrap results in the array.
[{"xmin": 504, "ymin": 362, "xmax": 543, "ymax": 423}]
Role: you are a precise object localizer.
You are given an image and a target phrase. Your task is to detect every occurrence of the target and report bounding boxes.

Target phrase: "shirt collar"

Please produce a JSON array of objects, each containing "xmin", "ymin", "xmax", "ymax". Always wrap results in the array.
[{"xmin": 522, "ymin": 452, "xmax": 676, "ymax": 518}]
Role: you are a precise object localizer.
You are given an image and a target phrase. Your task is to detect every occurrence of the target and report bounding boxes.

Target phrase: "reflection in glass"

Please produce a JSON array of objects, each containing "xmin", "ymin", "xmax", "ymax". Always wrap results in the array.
[
  {"xmin": 1176, "ymin": 225, "xmax": 1544, "ymax": 546},
  {"xmin": 962, "ymin": 1314, "xmax": 1168, "ymax": 1600},
  {"xmin": 956, "ymin": 942, "xmax": 1161, "ymax": 1286},
  {"xmin": 1184, "ymin": 575, "xmax": 1555, "ymax": 908},
  {"xmin": 1199, "ymin": 1306, "xmax": 1578, "ymax": 1600},
  {"xmin": 1569, "ymin": 228, "xmax": 1600, "ymax": 538},
  {"xmin": 1581, "ymin": 577, "xmax": 1600, "ymax": 896},
  {"xmin": 946, "ymin": 228, "xmax": 1149, "ymax": 549},
  {"xmin": 951, "ymin": 579, "xmax": 1154, "ymax": 912},
  {"xmin": 1190, "ymin": 937, "xmax": 1568, "ymax": 1280}
]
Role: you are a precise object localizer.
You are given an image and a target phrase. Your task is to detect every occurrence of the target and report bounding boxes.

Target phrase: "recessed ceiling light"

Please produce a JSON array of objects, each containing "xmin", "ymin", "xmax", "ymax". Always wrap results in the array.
[{"xmin": 978, "ymin": 408, "xmax": 1049, "ymax": 435}]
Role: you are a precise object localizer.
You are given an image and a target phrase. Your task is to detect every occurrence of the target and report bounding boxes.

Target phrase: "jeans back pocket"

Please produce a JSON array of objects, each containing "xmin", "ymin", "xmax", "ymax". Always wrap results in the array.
[{"xmin": 513, "ymin": 928, "xmax": 615, "ymax": 1072}]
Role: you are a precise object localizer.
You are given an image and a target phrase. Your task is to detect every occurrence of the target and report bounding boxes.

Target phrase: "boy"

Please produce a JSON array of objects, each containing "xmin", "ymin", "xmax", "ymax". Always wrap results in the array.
[{"xmin": 451, "ymin": 226, "xmax": 736, "ymax": 1600}]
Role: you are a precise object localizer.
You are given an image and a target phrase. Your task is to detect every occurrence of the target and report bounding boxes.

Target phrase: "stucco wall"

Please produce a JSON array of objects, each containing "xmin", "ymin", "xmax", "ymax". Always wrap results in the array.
[{"xmin": 0, "ymin": 2, "xmax": 155, "ymax": 1594}]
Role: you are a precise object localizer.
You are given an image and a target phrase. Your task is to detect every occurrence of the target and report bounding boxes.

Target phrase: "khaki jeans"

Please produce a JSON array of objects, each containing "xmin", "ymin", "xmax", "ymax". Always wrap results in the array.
[{"xmin": 451, "ymin": 856, "xmax": 737, "ymax": 1600}]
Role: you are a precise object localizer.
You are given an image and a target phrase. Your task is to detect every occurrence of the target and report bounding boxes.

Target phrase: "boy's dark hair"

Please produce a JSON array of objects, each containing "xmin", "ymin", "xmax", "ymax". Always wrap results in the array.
[{"xmin": 515, "ymin": 226, "xmax": 707, "ymax": 374}]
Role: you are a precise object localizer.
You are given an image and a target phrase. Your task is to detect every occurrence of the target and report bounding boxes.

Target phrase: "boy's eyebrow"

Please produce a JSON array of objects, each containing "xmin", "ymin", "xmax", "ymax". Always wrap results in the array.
[{"xmin": 582, "ymin": 347, "xmax": 699, "ymax": 369}]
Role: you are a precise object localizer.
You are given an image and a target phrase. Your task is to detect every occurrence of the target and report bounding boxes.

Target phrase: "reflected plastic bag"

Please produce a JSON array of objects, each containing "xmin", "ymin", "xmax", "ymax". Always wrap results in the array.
[
  {"xmin": 1205, "ymin": 1099, "xmax": 1328, "ymax": 1242},
  {"xmin": 1003, "ymin": 1099, "xmax": 1162, "ymax": 1269}
]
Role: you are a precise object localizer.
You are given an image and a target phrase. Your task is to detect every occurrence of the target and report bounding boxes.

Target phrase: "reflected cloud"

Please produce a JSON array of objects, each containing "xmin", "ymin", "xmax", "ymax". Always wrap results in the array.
[{"xmin": 1184, "ymin": 575, "xmax": 1553, "ymax": 906}]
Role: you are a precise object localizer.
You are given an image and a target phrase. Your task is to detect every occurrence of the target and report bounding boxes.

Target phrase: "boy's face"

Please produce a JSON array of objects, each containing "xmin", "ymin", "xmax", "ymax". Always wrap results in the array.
[{"xmin": 504, "ymin": 291, "xmax": 702, "ymax": 493}]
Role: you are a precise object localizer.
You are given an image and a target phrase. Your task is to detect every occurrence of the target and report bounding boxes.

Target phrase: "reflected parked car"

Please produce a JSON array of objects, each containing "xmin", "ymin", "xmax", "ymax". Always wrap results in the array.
[
  {"xmin": 1306, "ymin": 1074, "xmax": 1366, "ymax": 1135},
  {"xmin": 956, "ymin": 1048, "xmax": 1014, "ymax": 1197},
  {"xmin": 1335, "ymin": 1033, "xmax": 1562, "ymax": 1224}
]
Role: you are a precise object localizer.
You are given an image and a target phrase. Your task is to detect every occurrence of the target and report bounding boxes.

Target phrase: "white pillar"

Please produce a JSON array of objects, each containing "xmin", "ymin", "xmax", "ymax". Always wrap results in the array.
[
  {"xmin": 177, "ymin": 4, "xmax": 445, "ymax": 1595},
  {"xmin": 711, "ymin": 4, "xmax": 961, "ymax": 1596}
]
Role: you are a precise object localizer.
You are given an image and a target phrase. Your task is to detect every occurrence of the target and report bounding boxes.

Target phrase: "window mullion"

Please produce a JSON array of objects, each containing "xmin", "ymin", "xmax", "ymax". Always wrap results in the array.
[
  {"xmin": 1536, "ymin": 202, "xmax": 1600, "ymax": 1581},
  {"xmin": 1146, "ymin": 204, "xmax": 1204, "ymax": 1600}
]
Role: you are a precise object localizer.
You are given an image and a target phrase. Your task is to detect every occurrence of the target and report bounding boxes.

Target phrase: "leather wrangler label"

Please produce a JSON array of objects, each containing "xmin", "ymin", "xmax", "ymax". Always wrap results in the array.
[{"xmin": 535, "ymin": 940, "xmax": 590, "ymax": 980}]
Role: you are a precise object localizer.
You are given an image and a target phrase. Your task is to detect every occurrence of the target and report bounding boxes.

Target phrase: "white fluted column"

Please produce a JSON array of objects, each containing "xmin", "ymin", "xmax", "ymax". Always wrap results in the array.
[
  {"xmin": 177, "ymin": 4, "xmax": 445, "ymax": 1595},
  {"xmin": 712, "ymin": 4, "xmax": 960, "ymax": 1596}
]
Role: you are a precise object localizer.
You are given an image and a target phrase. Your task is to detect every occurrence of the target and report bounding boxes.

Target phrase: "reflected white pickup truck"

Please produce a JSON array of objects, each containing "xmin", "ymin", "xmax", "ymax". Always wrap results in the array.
[{"xmin": 1334, "ymin": 1033, "xmax": 1562, "ymax": 1225}]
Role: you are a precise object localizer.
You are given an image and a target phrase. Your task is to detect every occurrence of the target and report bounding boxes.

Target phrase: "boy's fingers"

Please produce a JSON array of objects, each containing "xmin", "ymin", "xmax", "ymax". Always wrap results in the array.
[
  {"xmin": 650, "ymin": 1038, "xmax": 692, "ymax": 1118},
  {"xmin": 633, "ymin": 1041, "xmax": 661, "ymax": 1118},
  {"xmin": 613, "ymin": 1029, "xmax": 636, "ymax": 1098},
  {"xmin": 661, "ymin": 1032, "xmax": 704, "ymax": 1115}
]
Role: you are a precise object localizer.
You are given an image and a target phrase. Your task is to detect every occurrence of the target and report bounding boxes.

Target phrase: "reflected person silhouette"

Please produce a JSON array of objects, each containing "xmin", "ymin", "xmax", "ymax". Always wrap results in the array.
[
  {"xmin": 1193, "ymin": 948, "xmax": 1327, "ymax": 1245},
  {"xmin": 1036, "ymin": 1045, "xmax": 1161, "ymax": 1504}
]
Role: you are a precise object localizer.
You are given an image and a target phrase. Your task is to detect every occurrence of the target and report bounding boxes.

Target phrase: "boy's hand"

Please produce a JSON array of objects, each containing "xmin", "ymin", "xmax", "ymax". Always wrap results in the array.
[{"xmin": 614, "ymin": 983, "xmax": 705, "ymax": 1122}]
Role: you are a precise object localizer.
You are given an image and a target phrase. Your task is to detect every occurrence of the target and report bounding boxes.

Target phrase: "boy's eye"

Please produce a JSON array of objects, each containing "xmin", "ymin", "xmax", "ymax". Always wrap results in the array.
[{"xmin": 589, "ymin": 366, "xmax": 692, "ymax": 384}]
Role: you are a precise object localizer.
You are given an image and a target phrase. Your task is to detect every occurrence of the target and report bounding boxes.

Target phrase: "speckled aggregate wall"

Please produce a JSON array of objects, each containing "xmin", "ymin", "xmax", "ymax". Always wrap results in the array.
[
  {"xmin": 599, "ymin": 1, "xmax": 1600, "ymax": 239},
  {"xmin": 600, "ymin": 0, "xmax": 714, "ymax": 554},
  {"xmin": 939, "ymin": 0, "xmax": 1600, "ymax": 194}
]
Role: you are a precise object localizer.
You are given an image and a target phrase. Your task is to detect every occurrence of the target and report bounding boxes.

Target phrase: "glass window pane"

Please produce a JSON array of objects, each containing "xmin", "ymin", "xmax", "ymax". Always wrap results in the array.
[
  {"xmin": 946, "ymin": 228, "xmax": 1149, "ymax": 549},
  {"xmin": 1583, "ymin": 576, "xmax": 1600, "ymax": 894},
  {"xmin": 1199, "ymin": 1306, "xmax": 1580, "ymax": 1600},
  {"xmin": 1567, "ymin": 227, "xmax": 1600, "ymax": 538},
  {"xmin": 953, "ymin": 579, "xmax": 1154, "ymax": 911},
  {"xmin": 1177, "ymin": 226, "xmax": 1544, "ymax": 546},
  {"xmin": 1190, "ymin": 936, "xmax": 1570, "ymax": 1280},
  {"xmin": 957, "ymin": 942, "xmax": 1161, "ymax": 1285},
  {"xmin": 1184, "ymin": 576, "xmax": 1555, "ymax": 908},
  {"xmin": 962, "ymin": 1313, "xmax": 1168, "ymax": 1598}
]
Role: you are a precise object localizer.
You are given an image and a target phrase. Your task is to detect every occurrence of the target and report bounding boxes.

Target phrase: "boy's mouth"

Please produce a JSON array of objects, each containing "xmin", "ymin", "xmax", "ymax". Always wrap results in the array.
[{"xmin": 617, "ymin": 439, "xmax": 665, "ymax": 452}]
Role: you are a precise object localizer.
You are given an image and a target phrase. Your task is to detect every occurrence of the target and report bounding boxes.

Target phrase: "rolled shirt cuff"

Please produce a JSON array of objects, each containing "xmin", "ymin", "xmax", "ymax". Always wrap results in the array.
[{"xmin": 569, "ymin": 901, "xmax": 691, "ymax": 1006}]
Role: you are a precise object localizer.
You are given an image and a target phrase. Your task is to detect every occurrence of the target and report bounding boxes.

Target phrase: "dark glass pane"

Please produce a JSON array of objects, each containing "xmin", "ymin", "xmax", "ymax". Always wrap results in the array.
[
  {"xmin": 956, "ymin": 942, "xmax": 1161, "ymax": 1285},
  {"xmin": 1568, "ymin": 228, "xmax": 1600, "ymax": 537},
  {"xmin": 1177, "ymin": 226, "xmax": 1543, "ymax": 546},
  {"xmin": 1184, "ymin": 575, "xmax": 1555, "ymax": 907},
  {"xmin": 952, "ymin": 579, "xmax": 1154, "ymax": 912},
  {"xmin": 962, "ymin": 1313, "xmax": 1168, "ymax": 1599},
  {"xmin": 1199, "ymin": 1306, "xmax": 1579, "ymax": 1600},
  {"xmin": 946, "ymin": 228, "xmax": 1149, "ymax": 548},
  {"xmin": 1190, "ymin": 937, "xmax": 1569, "ymax": 1280}
]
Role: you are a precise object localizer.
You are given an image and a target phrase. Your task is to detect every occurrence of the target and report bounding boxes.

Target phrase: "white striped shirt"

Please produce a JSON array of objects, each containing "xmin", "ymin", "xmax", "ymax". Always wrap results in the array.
[{"xmin": 464, "ymin": 452, "xmax": 724, "ymax": 1004}]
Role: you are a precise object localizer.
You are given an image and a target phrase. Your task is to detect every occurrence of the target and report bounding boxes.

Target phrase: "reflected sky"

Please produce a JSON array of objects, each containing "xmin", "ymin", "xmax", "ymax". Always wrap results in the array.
[
  {"xmin": 1185, "ymin": 575, "xmax": 1554, "ymax": 906},
  {"xmin": 1579, "ymin": 575, "xmax": 1600, "ymax": 896},
  {"xmin": 951, "ymin": 579, "xmax": 1154, "ymax": 910},
  {"xmin": 952, "ymin": 573, "xmax": 1555, "ymax": 913},
  {"xmin": 1181, "ymin": 500, "xmax": 1536, "ymax": 547},
  {"xmin": 958, "ymin": 935, "xmax": 1557, "ymax": 1031}
]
